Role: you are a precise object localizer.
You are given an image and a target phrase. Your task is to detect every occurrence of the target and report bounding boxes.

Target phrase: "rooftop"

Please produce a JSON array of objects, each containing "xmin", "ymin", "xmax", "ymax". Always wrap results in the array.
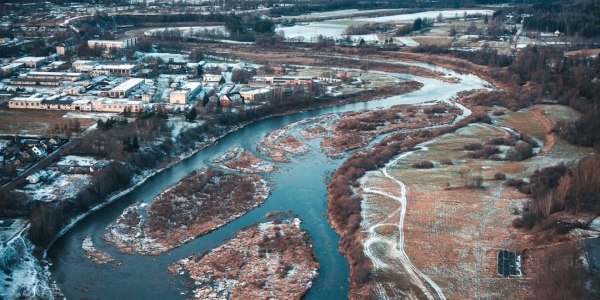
[
  {"xmin": 28, "ymin": 71, "xmax": 83, "ymax": 77},
  {"xmin": 111, "ymin": 78, "xmax": 144, "ymax": 92},
  {"xmin": 14, "ymin": 56, "xmax": 46, "ymax": 63}
]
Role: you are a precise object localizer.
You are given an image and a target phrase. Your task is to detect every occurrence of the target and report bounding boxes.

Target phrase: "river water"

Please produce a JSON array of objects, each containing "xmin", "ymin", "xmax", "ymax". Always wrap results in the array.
[{"xmin": 48, "ymin": 62, "xmax": 489, "ymax": 299}]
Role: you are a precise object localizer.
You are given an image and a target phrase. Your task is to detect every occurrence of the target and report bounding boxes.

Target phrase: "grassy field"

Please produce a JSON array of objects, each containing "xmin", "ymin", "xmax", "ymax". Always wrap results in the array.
[
  {"xmin": 361, "ymin": 105, "xmax": 591, "ymax": 299},
  {"xmin": 0, "ymin": 107, "xmax": 96, "ymax": 136}
]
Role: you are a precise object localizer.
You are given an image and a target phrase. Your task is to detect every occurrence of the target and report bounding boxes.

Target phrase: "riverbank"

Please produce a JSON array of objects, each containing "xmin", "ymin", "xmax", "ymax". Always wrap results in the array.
[
  {"xmin": 326, "ymin": 110, "xmax": 491, "ymax": 299},
  {"xmin": 103, "ymin": 168, "xmax": 269, "ymax": 255},
  {"xmin": 168, "ymin": 217, "xmax": 319, "ymax": 299}
]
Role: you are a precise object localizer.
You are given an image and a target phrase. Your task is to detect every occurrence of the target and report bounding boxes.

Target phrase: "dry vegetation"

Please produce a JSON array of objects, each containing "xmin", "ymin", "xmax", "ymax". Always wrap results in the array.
[
  {"xmin": 168, "ymin": 218, "xmax": 319, "ymax": 299},
  {"xmin": 326, "ymin": 110, "xmax": 491, "ymax": 299},
  {"xmin": 223, "ymin": 149, "xmax": 276, "ymax": 173},
  {"xmin": 320, "ymin": 103, "xmax": 460, "ymax": 157},
  {"xmin": 104, "ymin": 167, "xmax": 269, "ymax": 255},
  {"xmin": 0, "ymin": 107, "xmax": 95, "ymax": 136},
  {"xmin": 355, "ymin": 105, "xmax": 595, "ymax": 299},
  {"xmin": 258, "ymin": 120, "xmax": 311, "ymax": 162}
]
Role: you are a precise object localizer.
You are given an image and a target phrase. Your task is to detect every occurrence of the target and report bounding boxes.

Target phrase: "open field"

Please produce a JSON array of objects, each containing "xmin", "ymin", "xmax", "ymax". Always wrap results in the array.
[
  {"xmin": 0, "ymin": 108, "xmax": 96, "ymax": 136},
  {"xmin": 359, "ymin": 105, "xmax": 591, "ymax": 298}
]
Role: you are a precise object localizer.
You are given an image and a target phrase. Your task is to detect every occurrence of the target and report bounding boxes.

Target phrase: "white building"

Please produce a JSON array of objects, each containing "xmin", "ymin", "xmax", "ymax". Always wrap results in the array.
[
  {"xmin": 14, "ymin": 56, "xmax": 47, "ymax": 68},
  {"xmin": 108, "ymin": 78, "xmax": 144, "ymax": 98},
  {"xmin": 1, "ymin": 63, "xmax": 24, "ymax": 73},
  {"xmin": 169, "ymin": 82, "xmax": 202, "ymax": 105},
  {"xmin": 91, "ymin": 98, "xmax": 142, "ymax": 113},
  {"xmin": 203, "ymin": 74, "xmax": 223, "ymax": 84},
  {"xmin": 87, "ymin": 38, "xmax": 137, "ymax": 50},
  {"xmin": 72, "ymin": 60, "xmax": 97, "ymax": 72},
  {"xmin": 26, "ymin": 71, "xmax": 83, "ymax": 82},
  {"xmin": 93, "ymin": 64, "xmax": 136, "ymax": 76}
]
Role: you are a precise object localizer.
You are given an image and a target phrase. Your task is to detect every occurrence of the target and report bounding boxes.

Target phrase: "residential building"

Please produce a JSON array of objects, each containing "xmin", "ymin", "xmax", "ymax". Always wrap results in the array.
[
  {"xmin": 31, "ymin": 145, "xmax": 46, "ymax": 157},
  {"xmin": 56, "ymin": 43, "xmax": 77, "ymax": 56}
]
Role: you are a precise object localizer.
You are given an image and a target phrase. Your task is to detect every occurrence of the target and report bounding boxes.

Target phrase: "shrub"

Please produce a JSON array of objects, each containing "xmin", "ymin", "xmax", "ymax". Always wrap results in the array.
[
  {"xmin": 440, "ymin": 158, "xmax": 453, "ymax": 165},
  {"xmin": 494, "ymin": 172, "xmax": 506, "ymax": 180},
  {"xmin": 411, "ymin": 160, "xmax": 434, "ymax": 169},
  {"xmin": 505, "ymin": 178, "xmax": 526, "ymax": 188},
  {"xmin": 464, "ymin": 142, "xmax": 483, "ymax": 151}
]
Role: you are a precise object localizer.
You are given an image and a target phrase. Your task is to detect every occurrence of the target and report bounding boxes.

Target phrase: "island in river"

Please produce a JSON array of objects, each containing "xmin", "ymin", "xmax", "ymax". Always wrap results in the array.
[
  {"xmin": 103, "ymin": 167, "xmax": 269, "ymax": 255},
  {"xmin": 168, "ymin": 217, "xmax": 319, "ymax": 299}
]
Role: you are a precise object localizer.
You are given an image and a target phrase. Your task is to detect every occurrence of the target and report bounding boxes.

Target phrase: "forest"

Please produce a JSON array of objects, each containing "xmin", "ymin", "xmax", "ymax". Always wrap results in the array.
[{"xmin": 523, "ymin": 1, "xmax": 600, "ymax": 38}]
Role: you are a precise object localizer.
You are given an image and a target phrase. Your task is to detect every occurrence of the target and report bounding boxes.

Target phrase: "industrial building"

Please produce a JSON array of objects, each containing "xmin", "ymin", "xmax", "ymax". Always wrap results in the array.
[
  {"xmin": 169, "ymin": 82, "xmax": 202, "ymax": 105},
  {"xmin": 108, "ymin": 78, "xmax": 144, "ymax": 98},
  {"xmin": 87, "ymin": 38, "xmax": 138, "ymax": 50}
]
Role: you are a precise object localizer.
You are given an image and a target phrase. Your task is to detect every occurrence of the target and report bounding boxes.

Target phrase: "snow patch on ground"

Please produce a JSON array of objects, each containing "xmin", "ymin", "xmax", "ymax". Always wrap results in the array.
[
  {"xmin": 0, "ymin": 232, "xmax": 57, "ymax": 299},
  {"xmin": 18, "ymin": 172, "xmax": 90, "ymax": 202},
  {"xmin": 63, "ymin": 112, "xmax": 118, "ymax": 120}
]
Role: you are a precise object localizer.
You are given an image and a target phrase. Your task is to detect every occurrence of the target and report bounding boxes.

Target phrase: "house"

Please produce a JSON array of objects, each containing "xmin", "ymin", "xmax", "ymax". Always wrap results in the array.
[
  {"xmin": 31, "ymin": 145, "xmax": 46, "ymax": 157},
  {"xmin": 20, "ymin": 151, "xmax": 32, "ymax": 161},
  {"xmin": 39, "ymin": 140, "xmax": 53, "ymax": 151},
  {"xmin": 49, "ymin": 136, "xmax": 62, "ymax": 145},
  {"xmin": 26, "ymin": 174, "xmax": 41, "ymax": 184}
]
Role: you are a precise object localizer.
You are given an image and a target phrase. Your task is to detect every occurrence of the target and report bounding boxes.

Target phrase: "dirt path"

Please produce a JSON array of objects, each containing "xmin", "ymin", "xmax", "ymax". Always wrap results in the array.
[
  {"xmin": 532, "ymin": 107, "xmax": 556, "ymax": 154},
  {"xmin": 362, "ymin": 143, "xmax": 446, "ymax": 300}
]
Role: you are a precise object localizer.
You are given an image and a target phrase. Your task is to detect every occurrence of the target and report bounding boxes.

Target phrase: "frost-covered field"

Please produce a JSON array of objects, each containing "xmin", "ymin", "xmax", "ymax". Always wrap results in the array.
[
  {"xmin": 63, "ymin": 112, "xmax": 117, "ymax": 120},
  {"xmin": 277, "ymin": 9, "xmax": 493, "ymax": 43},
  {"xmin": 276, "ymin": 23, "xmax": 347, "ymax": 41},
  {"xmin": 356, "ymin": 9, "xmax": 494, "ymax": 23},
  {"xmin": 19, "ymin": 172, "xmax": 91, "ymax": 202},
  {"xmin": 0, "ymin": 233, "xmax": 56, "ymax": 299},
  {"xmin": 145, "ymin": 26, "xmax": 229, "ymax": 37},
  {"xmin": 56, "ymin": 155, "xmax": 108, "ymax": 167}
]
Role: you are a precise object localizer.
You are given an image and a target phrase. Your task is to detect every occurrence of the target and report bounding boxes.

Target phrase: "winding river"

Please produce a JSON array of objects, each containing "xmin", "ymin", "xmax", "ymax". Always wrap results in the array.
[{"xmin": 48, "ymin": 61, "xmax": 490, "ymax": 299}]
